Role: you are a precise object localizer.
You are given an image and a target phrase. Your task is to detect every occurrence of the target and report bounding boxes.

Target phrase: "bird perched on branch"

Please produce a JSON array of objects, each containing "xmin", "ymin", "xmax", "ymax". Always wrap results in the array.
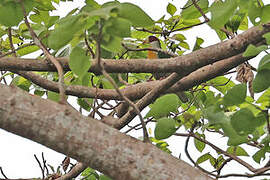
[{"xmin": 144, "ymin": 36, "xmax": 188, "ymax": 103}]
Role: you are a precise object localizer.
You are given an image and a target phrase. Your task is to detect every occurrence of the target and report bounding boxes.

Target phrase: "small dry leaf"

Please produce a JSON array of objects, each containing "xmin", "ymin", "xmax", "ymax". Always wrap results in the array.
[
  {"xmin": 236, "ymin": 63, "xmax": 254, "ymax": 98},
  {"xmin": 61, "ymin": 156, "xmax": 70, "ymax": 172}
]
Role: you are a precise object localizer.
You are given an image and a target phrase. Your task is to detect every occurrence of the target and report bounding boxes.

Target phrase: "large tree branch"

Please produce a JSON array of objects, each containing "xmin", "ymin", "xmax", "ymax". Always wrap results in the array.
[
  {"xmin": 14, "ymin": 53, "xmax": 252, "ymax": 102},
  {"xmin": 0, "ymin": 84, "xmax": 214, "ymax": 180},
  {"xmin": 0, "ymin": 23, "xmax": 269, "ymax": 74}
]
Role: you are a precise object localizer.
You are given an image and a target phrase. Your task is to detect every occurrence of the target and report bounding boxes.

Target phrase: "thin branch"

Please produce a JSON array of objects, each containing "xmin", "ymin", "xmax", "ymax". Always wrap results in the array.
[
  {"xmin": 34, "ymin": 154, "xmax": 45, "ymax": 179},
  {"xmin": 56, "ymin": 162, "xmax": 87, "ymax": 180},
  {"xmin": 0, "ymin": 167, "xmax": 8, "ymax": 179},
  {"xmin": 191, "ymin": 0, "xmax": 209, "ymax": 22},
  {"xmin": 19, "ymin": 0, "xmax": 66, "ymax": 104},
  {"xmin": 84, "ymin": 32, "xmax": 95, "ymax": 58},
  {"xmin": 117, "ymin": 72, "xmax": 185, "ymax": 130},
  {"xmin": 96, "ymin": 22, "xmax": 149, "ymax": 142}
]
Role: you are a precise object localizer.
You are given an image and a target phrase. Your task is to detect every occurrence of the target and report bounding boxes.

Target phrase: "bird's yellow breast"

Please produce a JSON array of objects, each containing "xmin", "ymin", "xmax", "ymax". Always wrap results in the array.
[{"xmin": 147, "ymin": 50, "xmax": 158, "ymax": 59}]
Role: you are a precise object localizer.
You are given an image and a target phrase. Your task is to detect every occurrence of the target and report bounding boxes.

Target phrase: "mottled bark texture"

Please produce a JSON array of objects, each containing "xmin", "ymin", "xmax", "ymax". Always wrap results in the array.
[{"xmin": 0, "ymin": 84, "xmax": 214, "ymax": 180}]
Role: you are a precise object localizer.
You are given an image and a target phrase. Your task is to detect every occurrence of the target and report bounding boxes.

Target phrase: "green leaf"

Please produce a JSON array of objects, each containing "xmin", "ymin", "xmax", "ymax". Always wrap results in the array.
[
  {"xmin": 196, "ymin": 153, "xmax": 212, "ymax": 164},
  {"xmin": 204, "ymin": 106, "xmax": 247, "ymax": 146},
  {"xmin": 47, "ymin": 91, "xmax": 60, "ymax": 102},
  {"xmin": 258, "ymin": 54, "xmax": 270, "ymax": 71},
  {"xmin": 194, "ymin": 133, "xmax": 206, "ymax": 152},
  {"xmin": 193, "ymin": 37, "xmax": 204, "ymax": 51},
  {"xmin": 17, "ymin": 44, "xmax": 40, "ymax": 56},
  {"xmin": 208, "ymin": 76, "xmax": 235, "ymax": 94},
  {"xmin": 167, "ymin": 3, "xmax": 177, "ymax": 16},
  {"xmin": 101, "ymin": 35, "xmax": 122, "ymax": 53},
  {"xmin": 243, "ymin": 44, "xmax": 268, "ymax": 57},
  {"xmin": 0, "ymin": 1, "xmax": 34, "ymax": 27},
  {"xmin": 69, "ymin": 46, "xmax": 91, "ymax": 78},
  {"xmin": 105, "ymin": 17, "xmax": 131, "ymax": 38},
  {"xmin": 146, "ymin": 94, "xmax": 181, "ymax": 118},
  {"xmin": 48, "ymin": 15, "xmax": 84, "ymax": 50},
  {"xmin": 118, "ymin": 3, "xmax": 154, "ymax": 27},
  {"xmin": 181, "ymin": 0, "xmax": 209, "ymax": 19},
  {"xmin": 256, "ymin": 88, "xmax": 270, "ymax": 105},
  {"xmin": 248, "ymin": 1, "xmax": 262, "ymax": 25},
  {"xmin": 100, "ymin": 175, "xmax": 112, "ymax": 180},
  {"xmin": 231, "ymin": 108, "xmax": 257, "ymax": 135},
  {"xmin": 261, "ymin": 5, "xmax": 270, "ymax": 23},
  {"xmin": 252, "ymin": 148, "xmax": 266, "ymax": 164},
  {"xmin": 253, "ymin": 70, "xmax": 270, "ymax": 93},
  {"xmin": 223, "ymin": 84, "xmax": 247, "ymax": 106},
  {"xmin": 77, "ymin": 98, "xmax": 93, "ymax": 111},
  {"xmin": 209, "ymin": 0, "xmax": 238, "ymax": 28},
  {"xmin": 11, "ymin": 76, "xmax": 31, "ymax": 91},
  {"xmin": 154, "ymin": 118, "xmax": 177, "ymax": 140},
  {"xmin": 226, "ymin": 146, "xmax": 249, "ymax": 156},
  {"xmin": 263, "ymin": 32, "xmax": 270, "ymax": 45}
]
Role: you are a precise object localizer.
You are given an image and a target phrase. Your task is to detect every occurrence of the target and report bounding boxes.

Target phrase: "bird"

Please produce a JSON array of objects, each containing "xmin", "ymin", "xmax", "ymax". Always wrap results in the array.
[{"xmin": 144, "ymin": 36, "xmax": 188, "ymax": 103}]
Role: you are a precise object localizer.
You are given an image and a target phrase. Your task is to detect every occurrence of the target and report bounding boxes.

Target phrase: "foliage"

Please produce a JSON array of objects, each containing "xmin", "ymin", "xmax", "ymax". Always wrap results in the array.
[{"xmin": 1, "ymin": 0, "xmax": 270, "ymax": 179}]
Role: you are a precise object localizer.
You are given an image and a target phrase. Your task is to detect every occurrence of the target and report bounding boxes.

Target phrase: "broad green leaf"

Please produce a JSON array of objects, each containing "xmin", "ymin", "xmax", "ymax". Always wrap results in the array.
[
  {"xmin": 193, "ymin": 37, "xmax": 204, "ymax": 51},
  {"xmin": 263, "ymin": 32, "xmax": 270, "ymax": 45},
  {"xmin": 17, "ymin": 44, "xmax": 40, "ymax": 56},
  {"xmin": 261, "ymin": 5, "xmax": 270, "ymax": 23},
  {"xmin": 105, "ymin": 17, "xmax": 131, "ymax": 38},
  {"xmin": 226, "ymin": 146, "xmax": 249, "ymax": 156},
  {"xmin": 101, "ymin": 35, "xmax": 122, "ymax": 53},
  {"xmin": 0, "ymin": 1, "xmax": 34, "ymax": 27},
  {"xmin": 208, "ymin": 76, "xmax": 235, "ymax": 94},
  {"xmin": 100, "ymin": 175, "xmax": 112, "ymax": 180},
  {"xmin": 69, "ymin": 46, "xmax": 91, "ymax": 78},
  {"xmin": 204, "ymin": 106, "xmax": 247, "ymax": 146},
  {"xmin": 248, "ymin": 1, "xmax": 262, "ymax": 25},
  {"xmin": 146, "ymin": 94, "xmax": 181, "ymax": 118},
  {"xmin": 77, "ymin": 98, "xmax": 93, "ymax": 111},
  {"xmin": 118, "ymin": 3, "xmax": 154, "ymax": 27},
  {"xmin": 209, "ymin": 0, "xmax": 238, "ymax": 28},
  {"xmin": 196, "ymin": 153, "xmax": 213, "ymax": 164},
  {"xmin": 154, "ymin": 118, "xmax": 177, "ymax": 140},
  {"xmin": 243, "ymin": 44, "xmax": 268, "ymax": 57},
  {"xmin": 252, "ymin": 148, "xmax": 266, "ymax": 164},
  {"xmin": 167, "ymin": 3, "xmax": 177, "ymax": 16},
  {"xmin": 194, "ymin": 133, "xmax": 206, "ymax": 152},
  {"xmin": 181, "ymin": 0, "xmax": 209, "ymax": 19},
  {"xmin": 253, "ymin": 70, "xmax": 270, "ymax": 93},
  {"xmin": 231, "ymin": 108, "xmax": 257, "ymax": 135},
  {"xmin": 223, "ymin": 84, "xmax": 247, "ymax": 106},
  {"xmin": 47, "ymin": 91, "xmax": 60, "ymax": 102},
  {"xmin": 48, "ymin": 15, "xmax": 84, "ymax": 50},
  {"xmin": 258, "ymin": 54, "xmax": 270, "ymax": 71},
  {"xmin": 11, "ymin": 76, "xmax": 31, "ymax": 91},
  {"xmin": 256, "ymin": 88, "xmax": 270, "ymax": 105}
]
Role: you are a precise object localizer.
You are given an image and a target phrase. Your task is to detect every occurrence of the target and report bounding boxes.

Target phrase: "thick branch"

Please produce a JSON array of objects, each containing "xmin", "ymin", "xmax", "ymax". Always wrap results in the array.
[
  {"xmin": 15, "ymin": 53, "xmax": 252, "ymax": 102},
  {"xmin": 0, "ymin": 84, "xmax": 213, "ymax": 180},
  {"xmin": 0, "ymin": 22, "xmax": 269, "ymax": 74}
]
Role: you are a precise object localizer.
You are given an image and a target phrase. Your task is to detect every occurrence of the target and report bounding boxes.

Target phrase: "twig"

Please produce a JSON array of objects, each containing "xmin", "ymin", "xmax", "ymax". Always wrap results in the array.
[
  {"xmin": 56, "ymin": 162, "xmax": 87, "ymax": 180},
  {"xmin": 34, "ymin": 154, "xmax": 45, "ymax": 179},
  {"xmin": 84, "ymin": 32, "xmax": 95, "ymax": 58},
  {"xmin": 0, "ymin": 167, "xmax": 8, "ymax": 179},
  {"xmin": 124, "ymin": 118, "xmax": 153, "ymax": 133},
  {"xmin": 191, "ymin": 0, "xmax": 209, "ymax": 22},
  {"xmin": 117, "ymin": 72, "xmax": 185, "ymax": 130},
  {"xmin": 183, "ymin": 123, "xmax": 217, "ymax": 177},
  {"xmin": 41, "ymin": 152, "xmax": 49, "ymax": 176},
  {"xmin": 19, "ymin": 0, "xmax": 67, "ymax": 104},
  {"xmin": 0, "ymin": 42, "xmax": 35, "ymax": 58},
  {"xmin": 96, "ymin": 22, "xmax": 149, "ymax": 142}
]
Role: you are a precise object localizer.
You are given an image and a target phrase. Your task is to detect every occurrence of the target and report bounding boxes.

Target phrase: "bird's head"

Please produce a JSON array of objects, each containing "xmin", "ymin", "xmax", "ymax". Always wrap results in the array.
[{"xmin": 144, "ymin": 36, "xmax": 161, "ymax": 48}]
